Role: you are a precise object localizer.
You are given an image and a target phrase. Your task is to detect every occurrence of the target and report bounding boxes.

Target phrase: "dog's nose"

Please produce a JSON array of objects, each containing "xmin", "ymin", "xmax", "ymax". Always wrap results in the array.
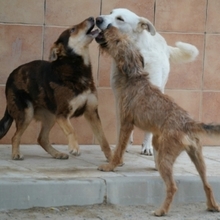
[
  {"xmin": 88, "ymin": 17, "xmax": 94, "ymax": 22},
  {"xmin": 96, "ymin": 17, "xmax": 103, "ymax": 25}
]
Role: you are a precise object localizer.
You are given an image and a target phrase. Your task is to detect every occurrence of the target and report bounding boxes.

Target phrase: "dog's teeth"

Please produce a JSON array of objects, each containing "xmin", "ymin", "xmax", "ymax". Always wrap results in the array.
[{"xmin": 90, "ymin": 29, "xmax": 100, "ymax": 38}]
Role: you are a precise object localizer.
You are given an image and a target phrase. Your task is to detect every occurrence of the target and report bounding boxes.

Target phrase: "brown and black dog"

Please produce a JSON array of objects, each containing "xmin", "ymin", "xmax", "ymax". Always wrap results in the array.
[
  {"xmin": 0, "ymin": 17, "xmax": 112, "ymax": 161},
  {"xmin": 95, "ymin": 25, "xmax": 220, "ymax": 216}
]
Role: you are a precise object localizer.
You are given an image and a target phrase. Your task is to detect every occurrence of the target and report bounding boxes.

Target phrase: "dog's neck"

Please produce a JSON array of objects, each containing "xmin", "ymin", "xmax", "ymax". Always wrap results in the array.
[
  {"xmin": 110, "ymin": 45, "xmax": 147, "ymax": 96},
  {"xmin": 112, "ymin": 41, "xmax": 144, "ymax": 77},
  {"xmin": 71, "ymin": 46, "xmax": 91, "ymax": 67}
]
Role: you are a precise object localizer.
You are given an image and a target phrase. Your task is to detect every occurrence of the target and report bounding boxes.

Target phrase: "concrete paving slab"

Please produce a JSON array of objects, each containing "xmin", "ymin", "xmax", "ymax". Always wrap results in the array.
[
  {"xmin": 0, "ymin": 178, "xmax": 106, "ymax": 210},
  {"xmin": 105, "ymin": 176, "xmax": 220, "ymax": 206}
]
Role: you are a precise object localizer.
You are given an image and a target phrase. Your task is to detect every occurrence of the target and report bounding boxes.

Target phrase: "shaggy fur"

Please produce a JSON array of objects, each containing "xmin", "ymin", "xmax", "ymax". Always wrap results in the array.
[
  {"xmin": 96, "ymin": 8, "xmax": 199, "ymax": 158},
  {"xmin": 0, "ymin": 17, "xmax": 112, "ymax": 161},
  {"xmin": 96, "ymin": 26, "xmax": 220, "ymax": 216}
]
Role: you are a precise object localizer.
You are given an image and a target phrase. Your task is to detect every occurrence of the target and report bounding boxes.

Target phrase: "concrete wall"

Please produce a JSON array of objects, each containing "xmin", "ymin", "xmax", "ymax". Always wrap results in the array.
[{"xmin": 0, "ymin": 0, "xmax": 220, "ymax": 145}]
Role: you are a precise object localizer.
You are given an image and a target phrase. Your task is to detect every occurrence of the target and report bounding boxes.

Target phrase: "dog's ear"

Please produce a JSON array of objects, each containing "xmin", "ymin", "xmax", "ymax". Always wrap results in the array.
[
  {"xmin": 49, "ymin": 44, "xmax": 59, "ymax": 61},
  {"xmin": 137, "ymin": 17, "xmax": 156, "ymax": 36},
  {"xmin": 49, "ymin": 43, "xmax": 66, "ymax": 61}
]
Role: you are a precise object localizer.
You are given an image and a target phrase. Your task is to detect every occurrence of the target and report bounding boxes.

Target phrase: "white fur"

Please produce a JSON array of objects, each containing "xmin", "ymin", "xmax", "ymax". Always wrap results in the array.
[
  {"xmin": 97, "ymin": 8, "xmax": 199, "ymax": 163},
  {"xmin": 68, "ymin": 90, "xmax": 91, "ymax": 117}
]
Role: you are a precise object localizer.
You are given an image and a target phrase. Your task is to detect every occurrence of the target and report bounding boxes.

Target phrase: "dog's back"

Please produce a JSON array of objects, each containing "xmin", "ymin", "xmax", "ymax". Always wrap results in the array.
[
  {"xmin": 98, "ymin": 26, "xmax": 220, "ymax": 140},
  {"xmin": 6, "ymin": 56, "xmax": 95, "ymax": 116}
]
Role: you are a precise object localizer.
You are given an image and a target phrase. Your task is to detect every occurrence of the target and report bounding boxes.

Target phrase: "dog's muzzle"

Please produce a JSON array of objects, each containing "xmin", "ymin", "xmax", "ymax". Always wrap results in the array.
[
  {"xmin": 95, "ymin": 17, "xmax": 113, "ymax": 46},
  {"xmin": 95, "ymin": 31, "xmax": 105, "ymax": 44},
  {"xmin": 95, "ymin": 16, "xmax": 103, "ymax": 28}
]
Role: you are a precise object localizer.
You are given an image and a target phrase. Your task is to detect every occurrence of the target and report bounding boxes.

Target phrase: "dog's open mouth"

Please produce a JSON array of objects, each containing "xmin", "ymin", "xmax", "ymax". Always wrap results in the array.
[
  {"xmin": 95, "ymin": 24, "xmax": 113, "ymax": 46},
  {"xmin": 86, "ymin": 24, "xmax": 99, "ymax": 38},
  {"xmin": 95, "ymin": 31, "xmax": 106, "ymax": 45}
]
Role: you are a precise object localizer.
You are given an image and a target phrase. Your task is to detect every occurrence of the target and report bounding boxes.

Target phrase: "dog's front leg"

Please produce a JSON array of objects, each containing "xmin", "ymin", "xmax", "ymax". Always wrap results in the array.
[
  {"xmin": 56, "ymin": 117, "xmax": 80, "ymax": 156},
  {"xmin": 84, "ymin": 109, "xmax": 112, "ymax": 161},
  {"xmin": 98, "ymin": 122, "xmax": 133, "ymax": 171}
]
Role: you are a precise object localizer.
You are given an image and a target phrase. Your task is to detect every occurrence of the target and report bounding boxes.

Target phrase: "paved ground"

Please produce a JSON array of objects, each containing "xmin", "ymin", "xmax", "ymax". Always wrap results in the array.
[
  {"xmin": 1, "ymin": 144, "xmax": 220, "ymax": 179},
  {"xmin": 1, "ymin": 203, "xmax": 220, "ymax": 220},
  {"xmin": 0, "ymin": 144, "xmax": 220, "ymax": 219}
]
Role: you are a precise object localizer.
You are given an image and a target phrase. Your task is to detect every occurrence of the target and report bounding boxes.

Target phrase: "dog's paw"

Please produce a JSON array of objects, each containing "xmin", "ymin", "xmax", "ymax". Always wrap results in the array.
[
  {"xmin": 126, "ymin": 141, "xmax": 133, "ymax": 152},
  {"xmin": 12, "ymin": 154, "xmax": 24, "ymax": 160},
  {"xmin": 154, "ymin": 208, "xmax": 166, "ymax": 216},
  {"xmin": 69, "ymin": 149, "xmax": 81, "ymax": 156},
  {"xmin": 141, "ymin": 144, "xmax": 153, "ymax": 156},
  {"xmin": 104, "ymin": 150, "xmax": 113, "ymax": 162},
  {"xmin": 207, "ymin": 204, "xmax": 220, "ymax": 212},
  {"xmin": 98, "ymin": 163, "xmax": 115, "ymax": 172},
  {"xmin": 118, "ymin": 162, "xmax": 124, "ymax": 167},
  {"xmin": 118, "ymin": 157, "xmax": 124, "ymax": 167},
  {"xmin": 54, "ymin": 152, "xmax": 69, "ymax": 159}
]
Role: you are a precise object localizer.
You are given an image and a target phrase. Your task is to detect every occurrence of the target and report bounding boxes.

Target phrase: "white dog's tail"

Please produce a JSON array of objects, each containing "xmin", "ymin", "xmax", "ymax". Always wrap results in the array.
[{"xmin": 168, "ymin": 42, "xmax": 199, "ymax": 64}]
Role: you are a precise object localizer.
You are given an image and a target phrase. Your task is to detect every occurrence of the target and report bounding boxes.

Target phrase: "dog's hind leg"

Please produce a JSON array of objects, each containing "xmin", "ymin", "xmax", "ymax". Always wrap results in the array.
[
  {"xmin": 98, "ymin": 121, "xmax": 133, "ymax": 171},
  {"xmin": 152, "ymin": 135, "xmax": 160, "ymax": 170},
  {"xmin": 12, "ymin": 106, "xmax": 34, "ymax": 160},
  {"xmin": 141, "ymin": 132, "xmax": 154, "ymax": 156},
  {"xmin": 142, "ymin": 132, "xmax": 158, "ymax": 170},
  {"xmin": 127, "ymin": 130, "xmax": 134, "ymax": 151},
  {"xmin": 56, "ymin": 116, "xmax": 80, "ymax": 156},
  {"xmin": 37, "ymin": 111, "xmax": 69, "ymax": 159},
  {"xmin": 84, "ymin": 109, "xmax": 112, "ymax": 161},
  {"xmin": 186, "ymin": 142, "xmax": 220, "ymax": 212},
  {"xmin": 154, "ymin": 137, "xmax": 182, "ymax": 216}
]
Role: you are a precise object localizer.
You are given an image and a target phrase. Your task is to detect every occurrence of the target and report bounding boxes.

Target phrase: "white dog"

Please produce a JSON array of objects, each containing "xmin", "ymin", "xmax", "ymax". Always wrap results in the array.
[{"xmin": 96, "ymin": 8, "xmax": 199, "ymax": 167}]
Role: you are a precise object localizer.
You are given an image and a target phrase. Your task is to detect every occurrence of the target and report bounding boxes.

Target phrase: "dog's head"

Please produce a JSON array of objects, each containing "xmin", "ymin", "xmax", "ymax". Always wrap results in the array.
[
  {"xmin": 95, "ymin": 8, "xmax": 156, "ymax": 37},
  {"xmin": 96, "ymin": 25, "xmax": 144, "ymax": 75},
  {"xmin": 95, "ymin": 24, "xmax": 125, "ymax": 50},
  {"xmin": 49, "ymin": 17, "xmax": 99, "ymax": 62}
]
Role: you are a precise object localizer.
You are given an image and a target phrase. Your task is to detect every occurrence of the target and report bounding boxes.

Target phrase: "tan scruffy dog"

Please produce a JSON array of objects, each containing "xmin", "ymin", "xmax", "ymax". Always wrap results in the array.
[{"xmin": 95, "ymin": 25, "xmax": 220, "ymax": 216}]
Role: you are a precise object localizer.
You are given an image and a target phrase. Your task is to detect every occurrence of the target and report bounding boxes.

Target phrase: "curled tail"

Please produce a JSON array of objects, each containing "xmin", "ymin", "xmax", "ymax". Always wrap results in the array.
[
  {"xmin": 0, "ymin": 109, "xmax": 13, "ymax": 139},
  {"xmin": 169, "ymin": 41, "xmax": 199, "ymax": 64}
]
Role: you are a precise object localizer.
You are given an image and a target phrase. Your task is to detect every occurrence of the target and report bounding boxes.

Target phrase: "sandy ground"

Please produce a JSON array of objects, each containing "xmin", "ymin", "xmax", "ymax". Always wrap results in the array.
[{"xmin": 0, "ymin": 203, "xmax": 220, "ymax": 220}]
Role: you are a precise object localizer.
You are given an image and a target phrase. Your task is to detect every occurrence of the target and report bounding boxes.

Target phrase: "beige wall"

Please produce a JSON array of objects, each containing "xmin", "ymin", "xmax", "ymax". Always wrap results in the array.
[{"xmin": 0, "ymin": 0, "xmax": 220, "ymax": 145}]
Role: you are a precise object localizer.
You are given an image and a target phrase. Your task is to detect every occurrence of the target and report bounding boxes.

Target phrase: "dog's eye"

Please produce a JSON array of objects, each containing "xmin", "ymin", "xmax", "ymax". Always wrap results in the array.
[
  {"xmin": 70, "ymin": 28, "xmax": 75, "ymax": 33},
  {"xmin": 117, "ymin": 17, "xmax": 124, "ymax": 22}
]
